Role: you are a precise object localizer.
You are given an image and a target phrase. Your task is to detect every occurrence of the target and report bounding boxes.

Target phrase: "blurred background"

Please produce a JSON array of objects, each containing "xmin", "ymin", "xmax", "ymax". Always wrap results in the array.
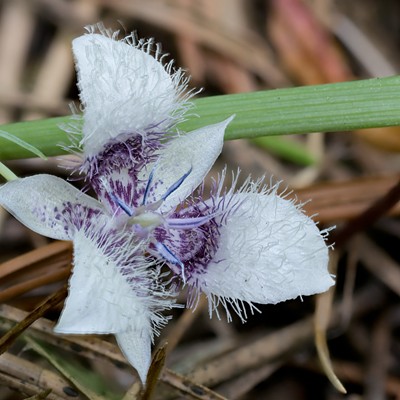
[{"xmin": 0, "ymin": 0, "xmax": 400, "ymax": 399}]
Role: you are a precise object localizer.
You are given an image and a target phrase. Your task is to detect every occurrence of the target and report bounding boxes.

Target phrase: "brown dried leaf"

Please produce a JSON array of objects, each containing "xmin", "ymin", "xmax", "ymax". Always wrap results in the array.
[
  {"xmin": 0, "ymin": 352, "xmax": 83, "ymax": 399},
  {"xmin": 269, "ymin": 0, "xmax": 351, "ymax": 85},
  {"xmin": 0, "ymin": 286, "xmax": 67, "ymax": 356},
  {"xmin": 359, "ymin": 236, "xmax": 400, "ymax": 296},
  {"xmin": 140, "ymin": 343, "xmax": 167, "ymax": 400},
  {"xmin": 296, "ymin": 175, "xmax": 400, "ymax": 224},
  {"xmin": 355, "ymin": 126, "xmax": 400, "ymax": 153}
]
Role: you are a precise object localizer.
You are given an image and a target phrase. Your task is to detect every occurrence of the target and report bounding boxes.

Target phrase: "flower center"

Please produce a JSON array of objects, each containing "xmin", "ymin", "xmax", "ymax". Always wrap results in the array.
[{"xmin": 102, "ymin": 167, "xmax": 217, "ymax": 284}]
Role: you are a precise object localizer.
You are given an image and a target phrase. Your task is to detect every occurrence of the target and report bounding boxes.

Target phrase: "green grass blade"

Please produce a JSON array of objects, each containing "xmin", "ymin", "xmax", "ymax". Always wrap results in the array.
[
  {"xmin": 1, "ymin": 76, "xmax": 400, "ymax": 160},
  {"xmin": 0, "ymin": 117, "xmax": 69, "ymax": 160},
  {"xmin": 251, "ymin": 136, "xmax": 317, "ymax": 166},
  {"xmin": 0, "ymin": 161, "xmax": 18, "ymax": 181},
  {"xmin": 0, "ymin": 130, "xmax": 47, "ymax": 160}
]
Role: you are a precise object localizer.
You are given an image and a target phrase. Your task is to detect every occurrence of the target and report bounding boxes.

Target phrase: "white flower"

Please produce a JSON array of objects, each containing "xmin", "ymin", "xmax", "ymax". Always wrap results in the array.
[
  {"xmin": 0, "ymin": 25, "xmax": 334, "ymax": 384},
  {"xmin": 65, "ymin": 27, "xmax": 334, "ymax": 322}
]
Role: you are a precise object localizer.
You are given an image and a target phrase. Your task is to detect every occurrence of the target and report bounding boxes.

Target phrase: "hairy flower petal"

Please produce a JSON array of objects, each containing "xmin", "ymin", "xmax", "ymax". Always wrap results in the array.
[
  {"xmin": 190, "ymin": 192, "xmax": 334, "ymax": 320},
  {"xmin": 145, "ymin": 117, "xmax": 234, "ymax": 212},
  {"xmin": 73, "ymin": 31, "xmax": 188, "ymax": 156},
  {"xmin": 0, "ymin": 175, "xmax": 104, "ymax": 240},
  {"xmin": 54, "ymin": 228, "xmax": 174, "ymax": 382},
  {"xmin": 55, "ymin": 231, "xmax": 154, "ymax": 334}
]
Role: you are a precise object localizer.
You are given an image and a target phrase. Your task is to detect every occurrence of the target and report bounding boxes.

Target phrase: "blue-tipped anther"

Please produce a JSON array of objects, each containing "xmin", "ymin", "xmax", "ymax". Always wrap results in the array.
[
  {"xmin": 100, "ymin": 176, "xmax": 134, "ymax": 216},
  {"xmin": 162, "ymin": 166, "xmax": 193, "ymax": 201},
  {"xmin": 110, "ymin": 193, "xmax": 134, "ymax": 216},
  {"xmin": 156, "ymin": 242, "xmax": 186, "ymax": 284},
  {"xmin": 166, "ymin": 213, "xmax": 217, "ymax": 229},
  {"xmin": 142, "ymin": 164, "xmax": 193, "ymax": 206},
  {"xmin": 142, "ymin": 164, "xmax": 156, "ymax": 206}
]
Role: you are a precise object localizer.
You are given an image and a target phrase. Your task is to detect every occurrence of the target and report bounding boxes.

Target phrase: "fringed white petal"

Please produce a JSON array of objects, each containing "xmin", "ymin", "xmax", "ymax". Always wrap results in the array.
[
  {"xmin": 73, "ymin": 31, "xmax": 189, "ymax": 157},
  {"xmin": 116, "ymin": 329, "xmax": 152, "ymax": 384},
  {"xmin": 0, "ymin": 175, "xmax": 103, "ymax": 240},
  {"xmin": 192, "ymin": 192, "xmax": 334, "ymax": 320},
  {"xmin": 54, "ymin": 230, "xmax": 164, "ymax": 335},
  {"xmin": 146, "ymin": 117, "xmax": 234, "ymax": 212}
]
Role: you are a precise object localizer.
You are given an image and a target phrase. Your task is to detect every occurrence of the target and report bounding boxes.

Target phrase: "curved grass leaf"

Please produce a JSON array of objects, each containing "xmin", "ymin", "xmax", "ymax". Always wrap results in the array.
[{"xmin": 0, "ymin": 130, "xmax": 47, "ymax": 160}]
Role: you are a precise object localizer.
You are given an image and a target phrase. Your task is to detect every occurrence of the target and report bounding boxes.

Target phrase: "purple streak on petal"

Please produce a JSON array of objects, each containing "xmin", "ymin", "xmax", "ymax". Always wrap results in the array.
[
  {"xmin": 154, "ymin": 206, "xmax": 220, "ymax": 283},
  {"xmin": 78, "ymin": 131, "xmax": 166, "ymax": 210},
  {"xmin": 153, "ymin": 174, "xmax": 242, "ymax": 285},
  {"xmin": 41, "ymin": 201, "xmax": 103, "ymax": 237}
]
